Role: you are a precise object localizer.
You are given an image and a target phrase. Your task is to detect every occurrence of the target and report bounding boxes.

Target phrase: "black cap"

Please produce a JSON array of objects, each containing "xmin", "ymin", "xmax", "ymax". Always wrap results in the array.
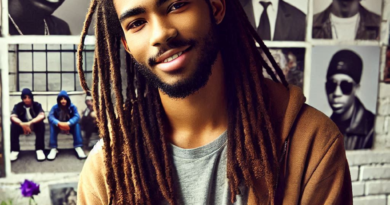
[
  {"xmin": 21, "ymin": 88, "xmax": 33, "ymax": 101},
  {"xmin": 326, "ymin": 50, "xmax": 363, "ymax": 84}
]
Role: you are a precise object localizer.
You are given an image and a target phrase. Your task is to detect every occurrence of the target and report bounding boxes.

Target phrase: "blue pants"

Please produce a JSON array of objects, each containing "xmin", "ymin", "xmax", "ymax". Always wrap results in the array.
[{"xmin": 50, "ymin": 123, "xmax": 83, "ymax": 148}]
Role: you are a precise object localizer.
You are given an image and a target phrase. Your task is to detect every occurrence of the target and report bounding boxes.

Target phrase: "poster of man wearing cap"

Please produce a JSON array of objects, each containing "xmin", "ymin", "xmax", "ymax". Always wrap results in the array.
[
  {"xmin": 312, "ymin": 0, "xmax": 382, "ymax": 40},
  {"xmin": 308, "ymin": 46, "xmax": 380, "ymax": 150}
]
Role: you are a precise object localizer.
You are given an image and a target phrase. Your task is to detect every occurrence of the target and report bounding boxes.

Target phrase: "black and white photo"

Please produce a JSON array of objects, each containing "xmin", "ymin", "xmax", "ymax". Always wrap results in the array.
[
  {"xmin": 9, "ymin": 0, "xmax": 93, "ymax": 35},
  {"xmin": 308, "ymin": 46, "xmax": 380, "ymax": 150},
  {"xmin": 312, "ymin": 0, "xmax": 382, "ymax": 40},
  {"xmin": 49, "ymin": 183, "xmax": 78, "ymax": 205},
  {"xmin": 239, "ymin": 0, "xmax": 308, "ymax": 41}
]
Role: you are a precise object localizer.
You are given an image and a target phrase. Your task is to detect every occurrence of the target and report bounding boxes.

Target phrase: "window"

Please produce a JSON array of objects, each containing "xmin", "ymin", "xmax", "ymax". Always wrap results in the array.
[{"xmin": 8, "ymin": 44, "xmax": 94, "ymax": 92}]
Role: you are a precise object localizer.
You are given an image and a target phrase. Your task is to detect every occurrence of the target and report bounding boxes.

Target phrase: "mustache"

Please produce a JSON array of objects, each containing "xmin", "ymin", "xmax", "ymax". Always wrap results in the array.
[{"xmin": 148, "ymin": 38, "xmax": 197, "ymax": 66}]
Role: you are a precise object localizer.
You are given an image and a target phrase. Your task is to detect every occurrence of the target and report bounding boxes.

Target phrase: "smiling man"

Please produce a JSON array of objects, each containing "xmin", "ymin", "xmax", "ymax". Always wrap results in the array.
[
  {"xmin": 8, "ymin": 0, "xmax": 70, "ymax": 35},
  {"xmin": 77, "ymin": 0, "xmax": 352, "ymax": 204},
  {"xmin": 326, "ymin": 50, "xmax": 374, "ymax": 150}
]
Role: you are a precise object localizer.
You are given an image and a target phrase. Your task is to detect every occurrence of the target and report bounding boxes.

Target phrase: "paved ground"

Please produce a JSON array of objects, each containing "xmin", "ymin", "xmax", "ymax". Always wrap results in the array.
[{"xmin": 11, "ymin": 149, "xmax": 90, "ymax": 174}]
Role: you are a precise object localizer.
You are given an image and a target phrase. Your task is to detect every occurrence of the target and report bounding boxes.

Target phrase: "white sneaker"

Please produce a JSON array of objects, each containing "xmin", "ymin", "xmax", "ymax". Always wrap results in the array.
[
  {"xmin": 75, "ymin": 147, "xmax": 87, "ymax": 159},
  {"xmin": 47, "ymin": 148, "xmax": 58, "ymax": 161},
  {"xmin": 10, "ymin": 151, "xmax": 19, "ymax": 162},
  {"xmin": 36, "ymin": 150, "xmax": 46, "ymax": 161}
]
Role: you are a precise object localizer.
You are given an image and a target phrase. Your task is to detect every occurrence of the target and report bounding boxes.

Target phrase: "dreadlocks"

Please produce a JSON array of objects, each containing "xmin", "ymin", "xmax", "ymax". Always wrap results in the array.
[{"xmin": 77, "ymin": 0, "xmax": 289, "ymax": 204}]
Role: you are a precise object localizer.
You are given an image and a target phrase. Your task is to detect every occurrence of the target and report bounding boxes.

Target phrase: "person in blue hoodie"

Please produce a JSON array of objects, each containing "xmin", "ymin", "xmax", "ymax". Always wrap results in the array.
[{"xmin": 48, "ymin": 90, "xmax": 86, "ymax": 160}]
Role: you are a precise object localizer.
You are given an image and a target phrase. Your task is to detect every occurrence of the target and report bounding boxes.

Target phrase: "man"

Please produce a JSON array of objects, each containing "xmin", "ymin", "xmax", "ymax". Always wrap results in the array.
[
  {"xmin": 10, "ymin": 88, "xmax": 46, "ymax": 161},
  {"xmin": 48, "ymin": 90, "xmax": 87, "ymax": 160},
  {"xmin": 325, "ymin": 49, "xmax": 374, "ymax": 150},
  {"xmin": 80, "ymin": 92, "xmax": 98, "ymax": 150},
  {"xmin": 313, "ymin": 0, "xmax": 381, "ymax": 40},
  {"xmin": 78, "ymin": 0, "xmax": 352, "ymax": 204},
  {"xmin": 8, "ymin": 0, "xmax": 71, "ymax": 35},
  {"xmin": 239, "ymin": 0, "xmax": 306, "ymax": 41}
]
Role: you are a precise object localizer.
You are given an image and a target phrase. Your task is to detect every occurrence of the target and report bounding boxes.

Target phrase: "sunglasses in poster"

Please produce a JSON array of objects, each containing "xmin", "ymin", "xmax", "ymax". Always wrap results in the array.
[{"xmin": 325, "ymin": 80, "xmax": 356, "ymax": 95}]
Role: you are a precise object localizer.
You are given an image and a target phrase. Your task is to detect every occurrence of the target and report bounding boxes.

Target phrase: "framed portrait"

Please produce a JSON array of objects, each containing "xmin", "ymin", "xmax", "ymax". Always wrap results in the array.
[
  {"xmin": 8, "ymin": 44, "xmax": 98, "ymax": 174},
  {"xmin": 239, "ymin": 0, "xmax": 308, "ymax": 41},
  {"xmin": 308, "ymin": 46, "xmax": 380, "ymax": 150},
  {"xmin": 312, "ymin": 0, "xmax": 382, "ymax": 40},
  {"xmin": 49, "ymin": 182, "xmax": 78, "ymax": 205},
  {"xmin": 8, "ymin": 0, "xmax": 93, "ymax": 36}
]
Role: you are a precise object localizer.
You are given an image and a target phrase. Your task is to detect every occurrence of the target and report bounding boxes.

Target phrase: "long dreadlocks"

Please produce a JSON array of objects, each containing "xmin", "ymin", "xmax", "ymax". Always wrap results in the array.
[{"xmin": 77, "ymin": 0, "xmax": 289, "ymax": 204}]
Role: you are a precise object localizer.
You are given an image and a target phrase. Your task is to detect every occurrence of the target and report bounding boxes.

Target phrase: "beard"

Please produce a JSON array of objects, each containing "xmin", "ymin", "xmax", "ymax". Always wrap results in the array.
[{"xmin": 133, "ymin": 22, "xmax": 219, "ymax": 99}]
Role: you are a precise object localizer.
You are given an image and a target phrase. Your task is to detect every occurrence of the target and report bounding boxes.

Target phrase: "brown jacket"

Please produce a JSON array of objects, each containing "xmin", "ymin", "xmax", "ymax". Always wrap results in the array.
[{"xmin": 77, "ymin": 80, "xmax": 352, "ymax": 204}]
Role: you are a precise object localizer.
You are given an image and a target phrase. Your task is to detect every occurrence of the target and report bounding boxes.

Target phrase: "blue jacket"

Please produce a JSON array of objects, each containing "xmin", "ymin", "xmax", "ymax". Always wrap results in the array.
[{"xmin": 48, "ymin": 90, "xmax": 80, "ymax": 126}]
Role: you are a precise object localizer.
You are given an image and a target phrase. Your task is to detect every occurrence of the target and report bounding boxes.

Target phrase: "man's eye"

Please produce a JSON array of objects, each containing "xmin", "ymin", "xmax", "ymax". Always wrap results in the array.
[
  {"xmin": 128, "ymin": 20, "xmax": 146, "ymax": 30},
  {"xmin": 169, "ymin": 2, "xmax": 187, "ymax": 12}
]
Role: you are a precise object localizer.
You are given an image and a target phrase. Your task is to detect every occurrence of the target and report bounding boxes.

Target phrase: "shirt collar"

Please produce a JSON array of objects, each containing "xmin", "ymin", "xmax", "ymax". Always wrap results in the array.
[{"xmin": 253, "ymin": 0, "xmax": 279, "ymax": 12}]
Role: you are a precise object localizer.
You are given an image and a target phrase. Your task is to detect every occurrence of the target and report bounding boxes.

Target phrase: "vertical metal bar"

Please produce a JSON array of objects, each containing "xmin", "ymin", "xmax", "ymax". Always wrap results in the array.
[
  {"xmin": 46, "ymin": 44, "xmax": 48, "ymax": 92},
  {"xmin": 60, "ymin": 44, "xmax": 63, "ymax": 91},
  {"xmin": 16, "ymin": 45, "xmax": 20, "ymax": 91},
  {"xmin": 32, "ymin": 44, "xmax": 34, "ymax": 91},
  {"xmin": 73, "ymin": 44, "xmax": 77, "ymax": 91}
]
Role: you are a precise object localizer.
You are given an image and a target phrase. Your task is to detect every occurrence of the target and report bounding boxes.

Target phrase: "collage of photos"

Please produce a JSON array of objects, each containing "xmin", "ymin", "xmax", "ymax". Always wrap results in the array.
[{"xmin": 0, "ymin": 0, "xmax": 390, "ymax": 203}]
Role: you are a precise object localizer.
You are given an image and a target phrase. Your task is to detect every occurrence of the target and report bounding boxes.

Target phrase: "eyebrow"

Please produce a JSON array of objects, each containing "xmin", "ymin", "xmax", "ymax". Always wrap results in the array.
[
  {"xmin": 119, "ymin": 0, "xmax": 172, "ymax": 23},
  {"xmin": 119, "ymin": 7, "xmax": 146, "ymax": 23}
]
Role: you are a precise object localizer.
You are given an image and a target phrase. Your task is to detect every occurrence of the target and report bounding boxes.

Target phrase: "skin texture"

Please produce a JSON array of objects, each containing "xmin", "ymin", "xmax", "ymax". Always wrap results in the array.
[
  {"xmin": 326, "ymin": 74, "xmax": 358, "ymax": 120},
  {"xmin": 114, "ymin": 0, "xmax": 228, "ymax": 148},
  {"xmin": 331, "ymin": 0, "xmax": 360, "ymax": 18}
]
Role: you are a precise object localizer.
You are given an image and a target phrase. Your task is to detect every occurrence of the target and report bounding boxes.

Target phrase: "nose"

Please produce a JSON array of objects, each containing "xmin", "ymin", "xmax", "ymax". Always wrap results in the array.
[
  {"xmin": 334, "ymin": 84, "xmax": 343, "ymax": 96},
  {"xmin": 149, "ymin": 17, "xmax": 178, "ymax": 47}
]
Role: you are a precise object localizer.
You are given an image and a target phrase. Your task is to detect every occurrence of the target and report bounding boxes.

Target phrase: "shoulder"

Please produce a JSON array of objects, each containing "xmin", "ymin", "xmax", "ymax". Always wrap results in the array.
[
  {"xmin": 360, "ymin": 6, "xmax": 381, "ymax": 23},
  {"xmin": 32, "ymin": 102, "xmax": 42, "ymax": 107},
  {"xmin": 79, "ymin": 139, "xmax": 108, "ymax": 203},
  {"xmin": 280, "ymin": 1, "xmax": 305, "ymax": 18},
  {"xmin": 47, "ymin": 16, "xmax": 71, "ymax": 35}
]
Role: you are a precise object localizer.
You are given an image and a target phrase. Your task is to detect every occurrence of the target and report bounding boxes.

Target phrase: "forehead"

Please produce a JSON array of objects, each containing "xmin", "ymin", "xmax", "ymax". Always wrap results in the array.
[{"xmin": 329, "ymin": 74, "xmax": 354, "ymax": 82}]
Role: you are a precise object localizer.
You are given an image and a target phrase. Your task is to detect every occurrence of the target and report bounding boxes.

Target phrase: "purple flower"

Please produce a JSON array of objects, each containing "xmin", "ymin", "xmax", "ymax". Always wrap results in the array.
[{"xmin": 20, "ymin": 179, "xmax": 40, "ymax": 197}]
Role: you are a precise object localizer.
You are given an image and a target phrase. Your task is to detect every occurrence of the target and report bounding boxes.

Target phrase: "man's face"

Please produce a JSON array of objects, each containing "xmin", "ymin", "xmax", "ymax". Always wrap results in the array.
[
  {"xmin": 60, "ymin": 97, "xmax": 67, "ymax": 107},
  {"xmin": 86, "ymin": 99, "xmax": 93, "ymax": 107},
  {"xmin": 326, "ymin": 74, "xmax": 358, "ymax": 114},
  {"xmin": 114, "ymin": 0, "xmax": 220, "ymax": 98},
  {"xmin": 333, "ymin": 0, "xmax": 360, "ymax": 17},
  {"xmin": 22, "ymin": 95, "xmax": 32, "ymax": 107},
  {"xmin": 27, "ymin": 0, "xmax": 65, "ymax": 15}
]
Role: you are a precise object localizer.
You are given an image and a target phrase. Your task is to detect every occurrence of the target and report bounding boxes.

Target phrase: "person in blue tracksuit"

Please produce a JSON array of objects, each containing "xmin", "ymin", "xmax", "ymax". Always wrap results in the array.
[{"xmin": 48, "ymin": 90, "xmax": 86, "ymax": 160}]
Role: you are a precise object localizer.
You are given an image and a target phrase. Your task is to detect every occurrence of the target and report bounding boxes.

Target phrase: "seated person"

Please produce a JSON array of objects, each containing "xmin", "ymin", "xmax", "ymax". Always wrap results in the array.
[
  {"xmin": 48, "ymin": 90, "xmax": 87, "ymax": 160},
  {"xmin": 10, "ymin": 88, "xmax": 45, "ymax": 161},
  {"xmin": 80, "ymin": 92, "xmax": 98, "ymax": 150}
]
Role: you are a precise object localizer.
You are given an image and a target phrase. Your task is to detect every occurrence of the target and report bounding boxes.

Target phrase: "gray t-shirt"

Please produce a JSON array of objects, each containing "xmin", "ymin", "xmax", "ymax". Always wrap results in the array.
[{"xmin": 165, "ymin": 131, "xmax": 248, "ymax": 205}]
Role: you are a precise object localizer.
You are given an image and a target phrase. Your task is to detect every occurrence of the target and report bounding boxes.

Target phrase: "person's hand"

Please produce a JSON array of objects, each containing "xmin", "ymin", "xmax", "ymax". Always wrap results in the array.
[
  {"xmin": 58, "ymin": 122, "xmax": 71, "ymax": 131},
  {"xmin": 20, "ymin": 122, "xmax": 32, "ymax": 135},
  {"xmin": 90, "ymin": 111, "xmax": 97, "ymax": 118}
]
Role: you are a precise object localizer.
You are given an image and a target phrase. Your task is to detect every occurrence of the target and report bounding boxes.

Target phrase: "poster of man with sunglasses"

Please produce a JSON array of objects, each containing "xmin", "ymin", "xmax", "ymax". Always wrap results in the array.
[{"xmin": 308, "ymin": 46, "xmax": 380, "ymax": 150}]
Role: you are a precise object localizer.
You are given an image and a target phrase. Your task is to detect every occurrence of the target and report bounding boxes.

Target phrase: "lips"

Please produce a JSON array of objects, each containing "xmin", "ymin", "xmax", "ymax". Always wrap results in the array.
[{"xmin": 154, "ymin": 46, "xmax": 192, "ymax": 72}]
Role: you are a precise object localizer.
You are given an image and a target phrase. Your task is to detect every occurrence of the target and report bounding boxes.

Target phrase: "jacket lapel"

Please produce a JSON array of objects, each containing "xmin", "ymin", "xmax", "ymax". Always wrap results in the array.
[{"xmin": 274, "ymin": 1, "xmax": 291, "ymax": 41}]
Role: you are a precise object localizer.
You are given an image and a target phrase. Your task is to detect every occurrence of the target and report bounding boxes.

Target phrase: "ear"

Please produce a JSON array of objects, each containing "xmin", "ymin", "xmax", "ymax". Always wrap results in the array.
[
  {"xmin": 209, "ymin": 0, "xmax": 226, "ymax": 25},
  {"xmin": 121, "ymin": 37, "xmax": 131, "ymax": 53}
]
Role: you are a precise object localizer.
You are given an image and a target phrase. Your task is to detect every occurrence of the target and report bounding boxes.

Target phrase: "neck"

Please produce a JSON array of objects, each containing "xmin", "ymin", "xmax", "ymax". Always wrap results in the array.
[
  {"xmin": 160, "ymin": 53, "xmax": 228, "ymax": 149},
  {"xmin": 331, "ymin": 3, "xmax": 360, "ymax": 18}
]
